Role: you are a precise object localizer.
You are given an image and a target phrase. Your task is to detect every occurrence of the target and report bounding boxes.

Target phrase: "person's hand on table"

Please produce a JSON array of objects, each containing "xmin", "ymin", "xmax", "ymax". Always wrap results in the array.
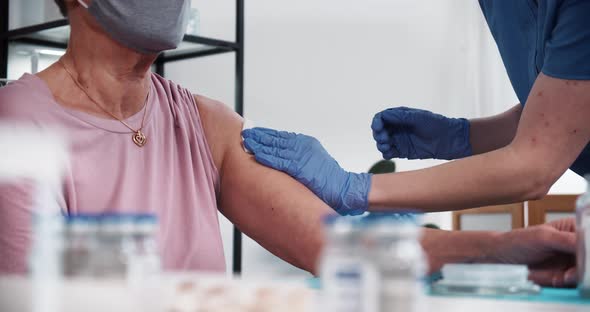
[
  {"xmin": 492, "ymin": 218, "xmax": 577, "ymax": 287},
  {"xmin": 241, "ymin": 127, "xmax": 371, "ymax": 216},
  {"xmin": 371, "ymin": 107, "xmax": 472, "ymax": 160}
]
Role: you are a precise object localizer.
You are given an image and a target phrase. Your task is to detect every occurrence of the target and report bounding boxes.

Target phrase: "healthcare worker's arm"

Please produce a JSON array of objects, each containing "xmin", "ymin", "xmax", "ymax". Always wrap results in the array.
[
  {"xmin": 468, "ymin": 104, "xmax": 522, "ymax": 155},
  {"xmin": 370, "ymin": 104, "xmax": 522, "ymax": 160},
  {"xmin": 243, "ymin": 74, "xmax": 590, "ymax": 213},
  {"xmin": 195, "ymin": 95, "xmax": 332, "ymax": 274},
  {"xmin": 370, "ymin": 74, "xmax": 590, "ymax": 211}
]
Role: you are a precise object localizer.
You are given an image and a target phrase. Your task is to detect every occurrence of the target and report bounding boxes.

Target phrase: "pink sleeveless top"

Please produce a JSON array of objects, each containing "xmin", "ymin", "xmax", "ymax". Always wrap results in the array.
[{"xmin": 0, "ymin": 73, "xmax": 225, "ymax": 273}]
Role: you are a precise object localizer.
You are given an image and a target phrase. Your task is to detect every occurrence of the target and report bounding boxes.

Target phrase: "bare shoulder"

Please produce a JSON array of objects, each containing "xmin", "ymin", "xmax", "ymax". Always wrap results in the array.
[
  {"xmin": 0, "ymin": 75, "xmax": 51, "ymax": 119},
  {"xmin": 193, "ymin": 94, "xmax": 244, "ymax": 171}
]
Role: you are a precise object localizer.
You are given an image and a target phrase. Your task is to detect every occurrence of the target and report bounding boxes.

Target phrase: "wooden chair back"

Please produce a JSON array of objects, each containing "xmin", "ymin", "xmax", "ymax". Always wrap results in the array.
[
  {"xmin": 452, "ymin": 202, "xmax": 524, "ymax": 231},
  {"xmin": 527, "ymin": 194, "xmax": 579, "ymax": 226}
]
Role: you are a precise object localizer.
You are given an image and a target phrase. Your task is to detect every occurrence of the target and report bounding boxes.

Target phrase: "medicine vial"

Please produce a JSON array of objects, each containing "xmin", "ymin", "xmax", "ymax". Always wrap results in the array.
[
  {"xmin": 364, "ymin": 213, "xmax": 426, "ymax": 312},
  {"xmin": 318, "ymin": 216, "xmax": 378, "ymax": 312}
]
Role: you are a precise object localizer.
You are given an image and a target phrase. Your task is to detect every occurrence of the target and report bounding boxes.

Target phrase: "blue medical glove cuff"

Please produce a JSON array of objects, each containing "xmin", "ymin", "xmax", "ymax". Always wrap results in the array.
[
  {"xmin": 337, "ymin": 173, "xmax": 372, "ymax": 216},
  {"xmin": 439, "ymin": 117, "xmax": 472, "ymax": 160},
  {"xmin": 457, "ymin": 118, "xmax": 473, "ymax": 158}
]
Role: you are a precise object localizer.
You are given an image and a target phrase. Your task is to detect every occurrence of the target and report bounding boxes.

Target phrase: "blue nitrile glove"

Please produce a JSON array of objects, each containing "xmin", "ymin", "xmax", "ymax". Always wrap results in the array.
[
  {"xmin": 371, "ymin": 107, "xmax": 472, "ymax": 160},
  {"xmin": 242, "ymin": 127, "xmax": 372, "ymax": 216}
]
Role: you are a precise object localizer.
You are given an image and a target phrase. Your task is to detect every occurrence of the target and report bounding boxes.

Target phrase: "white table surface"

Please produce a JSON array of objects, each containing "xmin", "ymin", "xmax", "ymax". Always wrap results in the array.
[
  {"xmin": 1, "ymin": 275, "xmax": 587, "ymax": 312},
  {"xmin": 423, "ymin": 295, "xmax": 586, "ymax": 312}
]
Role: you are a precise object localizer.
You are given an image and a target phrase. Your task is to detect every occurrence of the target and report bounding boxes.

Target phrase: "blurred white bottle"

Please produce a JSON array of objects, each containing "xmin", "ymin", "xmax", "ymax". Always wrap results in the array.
[
  {"xmin": 318, "ymin": 216, "xmax": 378, "ymax": 312},
  {"xmin": 576, "ymin": 176, "xmax": 590, "ymax": 298},
  {"xmin": 0, "ymin": 125, "xmax": 69, "ymax": 312},
  {"xmin": 364, "ymin": 213, "xmax": 427, "ymax": 312}
]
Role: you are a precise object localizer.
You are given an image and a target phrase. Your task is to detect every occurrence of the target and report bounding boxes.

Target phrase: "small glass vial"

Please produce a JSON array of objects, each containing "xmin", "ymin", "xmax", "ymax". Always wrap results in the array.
[
  {"xmin": 576, "ymin": 176, "xmax": 590, "ymax": 298},
  {"xmin": 318, "ymin": 216, "xmax": 378, "ymax": 312},
  {"xmin": 124, "ymin": 214, "xmax": 161, "ymax": 283},
  {"xmin": 62, "ymin": 215, "xmax": 99, "ymax": 277},
  {"xmin": 93, "ymin": 214, "xmax": 136, "ymax": 277},
  {"xmin": 364, "ymin": 213, "xmax": 426, "ymax": 312},
  {"xmin": 92, "ymin": 214, "xmax": 160, "ymax": 279}
]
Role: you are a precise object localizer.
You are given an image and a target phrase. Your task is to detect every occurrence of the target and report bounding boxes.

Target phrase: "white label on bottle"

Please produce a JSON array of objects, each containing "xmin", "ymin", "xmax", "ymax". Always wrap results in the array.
[
  {"xmin": 583, "ymin": 218, "xmax": 590, "ymax": 288},
  {"xmin": 380, "ymin": 279, "xmax": 423, "ymax": 312},
  {"xmin": 321, "ymin": 259, "xmax": 378, "ymax": 312}
]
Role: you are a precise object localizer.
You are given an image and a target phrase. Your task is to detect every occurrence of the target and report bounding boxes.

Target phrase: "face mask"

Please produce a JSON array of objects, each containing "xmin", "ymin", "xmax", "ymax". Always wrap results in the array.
[{"xmin": 77, "ymin": 0, "xmax": 190, "ymax": 54}]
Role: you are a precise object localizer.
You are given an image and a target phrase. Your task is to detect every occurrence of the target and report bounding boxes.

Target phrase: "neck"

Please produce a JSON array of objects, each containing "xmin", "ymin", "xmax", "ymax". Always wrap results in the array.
[{"xmin": 57, "ymin": 19, "xmax": 157, "ymax": 119}]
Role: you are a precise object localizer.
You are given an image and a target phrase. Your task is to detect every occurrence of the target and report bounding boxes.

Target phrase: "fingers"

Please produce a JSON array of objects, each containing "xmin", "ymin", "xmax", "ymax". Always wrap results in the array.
[
  {"xmin": 371, "ymin": 113, "xmax": 386, "ymax": 132},
  {"xmin": 373, "ymin": 128, "xmax": 390, "ymax": 144},
  {"xmin": 529, "ymin": 266, "xmax": 577, "ymax": 288},
  {"xmin": 247, "ymin": 127, "xmax": 296, "ymax": 140},
  {"xmin": 544, "ymin": 231, "xmax": 577, "ymax": 254},
  {"xmin": 372, "ymin": 114, "xmax": 397, "ymax": 159},
  {"xmin": 243, "ymin": 138, "xmax": 294, "ymax": 159},
  {"xmin": 529, "ymin": 269, "xmax": 561, "ymax": 287},
  {"xmin": 379, "ymin": 108, "xmax": 413, "ymax": 125},
  {"xmin": 546, "ymin": 218, "xmax": 576, "ymax": 233},
  {"xmin": 242, "ymin": 128, "xmax": 295, "ymax": 149},
  {"xmin": 254, "ymin": 153, "xmax": 292, "ymax": 173},
  {"xmin": 564, "ymin": 266, "xmax": 578, "ymax": 286},
  {"xmin": 242, "ymin": 128, "xmax": 300, "ymax": 174}
]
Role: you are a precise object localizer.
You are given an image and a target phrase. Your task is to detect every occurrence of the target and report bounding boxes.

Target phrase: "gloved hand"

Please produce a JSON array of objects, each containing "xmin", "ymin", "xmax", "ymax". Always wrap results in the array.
[
  {"xmin": 242, "ymin": 127, "xmax": 371, "ymax": 216},
  {"xmin": 371, "ymin": 107, "xmax": 472, "ymax": 160}
]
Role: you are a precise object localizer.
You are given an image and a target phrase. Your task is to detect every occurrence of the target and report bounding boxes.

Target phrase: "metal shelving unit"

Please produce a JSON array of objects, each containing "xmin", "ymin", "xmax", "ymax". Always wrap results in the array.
[{"xmin": 0, "ymin": 0, "xmax": 245, "ymax": 274}]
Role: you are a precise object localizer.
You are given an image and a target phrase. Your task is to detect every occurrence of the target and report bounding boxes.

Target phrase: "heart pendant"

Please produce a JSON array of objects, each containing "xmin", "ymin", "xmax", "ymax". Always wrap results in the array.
[{"xmin": 132, "ymin": 130, "xmax": 147, "ymax": 147}]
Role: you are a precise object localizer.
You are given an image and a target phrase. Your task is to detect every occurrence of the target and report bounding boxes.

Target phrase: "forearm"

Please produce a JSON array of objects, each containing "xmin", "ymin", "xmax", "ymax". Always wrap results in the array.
[
  {"xmin": 370, "ymin": 75, "xmax": 590, "ymax": 212},
  {"xmin": 421, "ymin": 228, "xmax": 499, "ymax": 274},
  {"xmin": 468, "ymin": 104, "xmax": 522, "ymax": 155},
  {"xmin": 368, "ymin": 146, "xmax": 545, "ymax": 212}
]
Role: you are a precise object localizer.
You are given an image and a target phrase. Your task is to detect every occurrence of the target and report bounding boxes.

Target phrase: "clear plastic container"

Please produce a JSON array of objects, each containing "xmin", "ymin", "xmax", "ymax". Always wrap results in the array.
[
  {"xmin": 363, "ymin": 213, "xmax": 426, "ymax": 312},
  {"xmin": 431, "ymin": 264, "xmax": 541, "ymax": 296},
  {"xmin": 576, "ymin": 176, "xmax": 590, "ymax": 298}
]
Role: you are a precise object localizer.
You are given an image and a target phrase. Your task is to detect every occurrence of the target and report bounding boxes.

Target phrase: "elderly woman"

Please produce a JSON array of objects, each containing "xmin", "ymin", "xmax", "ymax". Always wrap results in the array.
[{"xmin": 0, "ymin": 0, "xmax": 580, "ymax": 287}]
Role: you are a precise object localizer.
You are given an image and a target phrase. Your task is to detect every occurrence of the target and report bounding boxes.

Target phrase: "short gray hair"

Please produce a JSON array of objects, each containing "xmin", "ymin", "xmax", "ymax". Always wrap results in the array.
[{"xmin": 54, "ymin": 0, "xmax": 68, "ymax": 17}]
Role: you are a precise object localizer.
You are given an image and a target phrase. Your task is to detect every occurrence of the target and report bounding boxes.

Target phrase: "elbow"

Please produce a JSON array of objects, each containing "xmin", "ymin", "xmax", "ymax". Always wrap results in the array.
[
  {"xmin": 518, "ymin": 169, "xmax": 554, "ymax": 201},
  {"xmin": 522, "ymin": 178, "xmax": 551, "ymax": 201},
  {"xmin": 504, "ymin": 145, "xmax": 557, "ymax": 202},
  {"xmin": 299, "ymin": 245, "xmax": 322, "ymax": 276}
]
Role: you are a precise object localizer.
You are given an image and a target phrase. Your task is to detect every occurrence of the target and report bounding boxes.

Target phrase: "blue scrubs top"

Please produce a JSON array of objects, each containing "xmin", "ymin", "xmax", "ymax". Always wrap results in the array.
[{"xmin": 479, "ymin": 0, "xmax": 590, "ymax": 176}]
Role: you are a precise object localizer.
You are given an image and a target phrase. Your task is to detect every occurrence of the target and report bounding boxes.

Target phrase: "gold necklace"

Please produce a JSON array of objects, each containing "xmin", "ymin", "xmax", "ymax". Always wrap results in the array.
[{"xmin": 58, "ymin": 59, "xmax": 149, "ymax": 147}]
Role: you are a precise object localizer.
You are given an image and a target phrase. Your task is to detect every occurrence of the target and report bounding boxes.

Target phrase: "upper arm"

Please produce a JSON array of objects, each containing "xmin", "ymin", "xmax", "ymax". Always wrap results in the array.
[
  {"xmin": 506, "ymin": 0, "xmax": 590, "ymax": 189},
  {"xmin": 509, "ymin": 74, "xmax": 590, "ymax": 188},
  {"xmin": 195, "ymin": 95, "xmax": 332, "ymax": 273},
  {"xmin": 0, "ymin": 182, "xmax": 34, "ymax": 273},
  {"xmin": 469, "ymin": 104, "xmax": 522, "ymax": 155}
]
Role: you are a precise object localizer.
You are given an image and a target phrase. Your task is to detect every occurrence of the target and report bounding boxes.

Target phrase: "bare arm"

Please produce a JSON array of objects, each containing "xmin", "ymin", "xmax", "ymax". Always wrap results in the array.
[
  {"xmin": 423, "ymin": 219, "xmax": 577, "ymax": 287},
  {"xmin": 196, "ymin": 96, "xmax": 332, "ymax": 274},
  {"xmin": 195, "ymin": 95, "xmax": 577, "ymax": 286},
  {"xmin": 469, "ymin": 104, "xmax": 522, "ymax": 155},
  {"xmin": 370, "ymin": 74, "xmax": 590, "ymax": 211}
]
